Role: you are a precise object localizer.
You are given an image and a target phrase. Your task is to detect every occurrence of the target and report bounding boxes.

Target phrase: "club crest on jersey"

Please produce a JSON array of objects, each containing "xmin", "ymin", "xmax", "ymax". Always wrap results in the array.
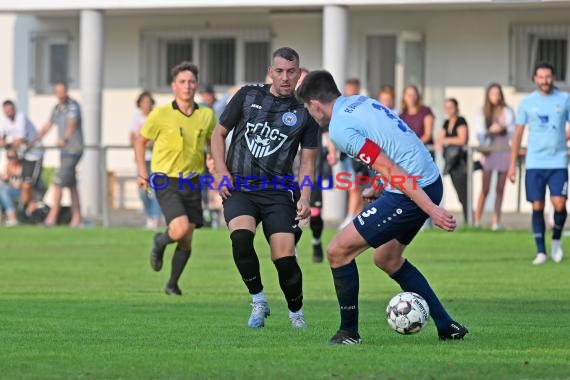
[
  {"xmin": 282, "ymin": 112, "xmax": 297, "ymax": 127},
  {"xmin": 245, "ymin": 122, "xmax": 288, "ymax": 158}
]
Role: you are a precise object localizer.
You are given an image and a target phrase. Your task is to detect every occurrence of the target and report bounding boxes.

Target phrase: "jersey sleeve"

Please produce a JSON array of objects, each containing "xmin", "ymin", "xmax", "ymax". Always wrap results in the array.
[
  {"xmin": 13, "ymin": 113, "xmax": 26, "ymax": 139},
  {"xmin": 67, "ymin": 102, "xmax": 81, "ymax": 121},
  {"xmin": 300, "ymin": 116, "xmax": 319, "ymax": 149},
  {"xmin": 330, "ymin": 119, "xmax": 368, "ymax": 159},
  {"xmin": 140, "ymin": 109, "xmax": 159, "ymax": 140},
  {"xmin": 516, "ymin": 99, "xmax": 527, "ymax": 126},
  {"xmin": 218, "ymin": 86, "xmax": 247, "ymax": 131}
]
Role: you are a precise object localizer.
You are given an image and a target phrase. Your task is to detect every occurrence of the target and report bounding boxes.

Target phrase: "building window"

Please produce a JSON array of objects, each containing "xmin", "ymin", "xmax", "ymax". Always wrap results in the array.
[
  {"xmin": 200, "ymin": 38, "xmax": 236, "ymax": 86},
  {"xmin": 141, "ymin": 28, "xmax": 270, "ymax": 92},
  {"xmin": 511, "ymin": 24, "xmax": 570, "ymax": 90},
  {"xmin": 245, "ymin": 41, "xmax": 270, "ymax": 83},
  {"xmin": 162, "ymin": 39, "xmax": 194, "ymax": 85},
  {"xmin": 31, "ymin": 32, "xmax": 77, "ymax": 93}
]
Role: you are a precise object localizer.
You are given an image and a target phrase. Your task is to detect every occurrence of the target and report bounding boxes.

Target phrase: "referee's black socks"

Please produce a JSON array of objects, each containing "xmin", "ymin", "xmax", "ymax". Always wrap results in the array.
[
  {"xmin": 156, "ymin": 229, "xmax": 175, "ymax": 247},
  {"xmin": 231, "ymin": 230, "xmax": 263, "ymax": 294},
  {"xmin": 167, "ymin": 247, "xmax": 191, "ymax": 289},
  {"xmin": 273, "ymin": 256, "xmax": 303, "ymax": 312}
]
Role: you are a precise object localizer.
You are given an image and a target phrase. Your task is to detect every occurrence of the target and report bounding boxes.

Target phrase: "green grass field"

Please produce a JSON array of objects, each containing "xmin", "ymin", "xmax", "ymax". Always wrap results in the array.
[{"xmin": 1, "ymin": 227, "xmax": 569, "ymax": 379}]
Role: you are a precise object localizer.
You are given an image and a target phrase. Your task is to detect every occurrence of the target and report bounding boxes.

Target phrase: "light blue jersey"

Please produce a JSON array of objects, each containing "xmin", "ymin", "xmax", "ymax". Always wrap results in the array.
[
  {"xmin": 329, "ymin": 95, "xmax": 440, "ymax": 193},
  {"xmin": 516, "ymin": 89, "xmax": 570, "ymax": 169}
]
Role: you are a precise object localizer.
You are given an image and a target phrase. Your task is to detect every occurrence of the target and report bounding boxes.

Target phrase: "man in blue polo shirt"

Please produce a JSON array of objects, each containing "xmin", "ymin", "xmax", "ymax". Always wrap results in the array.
[{"xmin": 508, "ymin": 62, "xmax": 570, "ymax": 265}]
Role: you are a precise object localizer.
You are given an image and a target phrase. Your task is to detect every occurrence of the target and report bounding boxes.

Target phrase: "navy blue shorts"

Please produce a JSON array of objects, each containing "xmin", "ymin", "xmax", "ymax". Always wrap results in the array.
[
  {"xmin": 353, "ymin": 176, "xmax": 443, "ymax": 248},
  {"xmin": 525, "ymin": 169, "xmax": 568, "ymax": 202}
]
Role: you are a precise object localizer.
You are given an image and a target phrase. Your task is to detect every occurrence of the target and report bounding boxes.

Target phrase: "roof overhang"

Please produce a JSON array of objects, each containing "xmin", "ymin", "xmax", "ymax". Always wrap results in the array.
[{"xmin": 1, "ymin": 0, "xmax": 570, "ymax": 13}]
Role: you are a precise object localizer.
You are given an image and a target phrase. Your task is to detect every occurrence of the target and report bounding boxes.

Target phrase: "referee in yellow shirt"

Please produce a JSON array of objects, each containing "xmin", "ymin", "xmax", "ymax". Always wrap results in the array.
[{"xmin": 135, "ymin": 62, "xmax": 216, "ymax": 295}]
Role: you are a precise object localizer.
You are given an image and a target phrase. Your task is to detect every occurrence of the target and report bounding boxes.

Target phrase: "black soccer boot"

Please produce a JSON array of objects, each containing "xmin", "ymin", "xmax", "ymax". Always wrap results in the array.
[
  {"xmin": 150, "ymin": 232, "xmax": 166, "ymax": 272},
  {"xmin": 327, "ymin": 330, "xmax": 362, "ymax": 345},
  {"xmin": 438, "ymin": 321, "xmax": 469, "ymax": 340}
]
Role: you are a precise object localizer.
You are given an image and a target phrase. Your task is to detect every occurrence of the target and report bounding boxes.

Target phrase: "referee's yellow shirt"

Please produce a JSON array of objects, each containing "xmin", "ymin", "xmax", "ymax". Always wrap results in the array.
[{"xmin": 141, "ymin": 101, "xmax": 216, "ymax": 178}]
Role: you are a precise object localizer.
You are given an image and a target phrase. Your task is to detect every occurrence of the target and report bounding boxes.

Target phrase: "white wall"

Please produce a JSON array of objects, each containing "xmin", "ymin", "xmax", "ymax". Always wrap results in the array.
[{"xmin": 6, "ymin": 6, "xmax": 570, "ymax": 217}]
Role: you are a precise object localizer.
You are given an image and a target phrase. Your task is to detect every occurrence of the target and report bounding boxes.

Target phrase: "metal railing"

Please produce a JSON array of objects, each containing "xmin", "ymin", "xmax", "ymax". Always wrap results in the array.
[{"xmin": 1, "ymin": 144, "xmax": 534, "ymax": 227}]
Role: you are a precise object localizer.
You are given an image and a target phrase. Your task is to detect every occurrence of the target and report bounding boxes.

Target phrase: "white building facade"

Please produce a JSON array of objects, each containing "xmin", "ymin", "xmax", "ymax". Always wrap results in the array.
[{"xmin": 1, "ymin": 0, "xmax": 570, "ymax": 223}]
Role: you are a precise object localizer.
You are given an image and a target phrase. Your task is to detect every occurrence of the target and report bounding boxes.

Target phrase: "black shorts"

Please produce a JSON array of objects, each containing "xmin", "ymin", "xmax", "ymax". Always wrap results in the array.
[
  {"xmin": 54, "ymin": 153, "xmax": 82, "ymax": 187},
  {"xmin": 223, "ymin": 189, "xmax": 302, "ymax": 241},
  {"xmin": 155, "ymin": 177, "xmax": 203, "ymax": 227},
  {"xmin": 22, "ymin": 159, "xmax": 43, "ymax": 186}
]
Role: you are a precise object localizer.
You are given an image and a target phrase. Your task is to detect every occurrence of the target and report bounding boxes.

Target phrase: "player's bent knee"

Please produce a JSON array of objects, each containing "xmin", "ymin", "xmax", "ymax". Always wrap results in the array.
[{"xmin": 230, "ymin": 229, "xmax": 255, "ymax": 257}]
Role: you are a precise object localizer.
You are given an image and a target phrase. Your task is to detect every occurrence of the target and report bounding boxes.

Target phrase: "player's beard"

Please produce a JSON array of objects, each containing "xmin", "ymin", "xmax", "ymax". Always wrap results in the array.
[{"xmin": 539, "ymin": 83, "xmax": 553, "ymax": 93}]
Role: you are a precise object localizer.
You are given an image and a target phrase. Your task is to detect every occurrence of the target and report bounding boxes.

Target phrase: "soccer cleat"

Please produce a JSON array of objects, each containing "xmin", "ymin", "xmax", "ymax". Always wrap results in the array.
[
  {"xmin": 327, "ymin": 330, "xmax": 362, "ymax": 345},
  {"xmin": 312, "ymin": 243, "xmax": 324, "ymax": 263},
  {"xmin": 438, "ymin": 321, "xmax": 469, "ymax": 340},
  {"xmin": 551, "ymin": 244, "xmax": 564, "ymax": 263},
  {"xmin": 164, "ymin": 285, "xmax": 182, "ymax": 296},
  {"xmin": 289, "ymin": 313, "xmax": 307, "ymax": 329},
  {"xmin": 150, "ymin": 233, "xmax": 166, "ymax": 272},
  {"xmin": 248, "ymin": 301, "xmax": 270, "ymax": 328},
  {"xmin": 532, "ymin": 253, "xmax": 547, "ymax": 265}
]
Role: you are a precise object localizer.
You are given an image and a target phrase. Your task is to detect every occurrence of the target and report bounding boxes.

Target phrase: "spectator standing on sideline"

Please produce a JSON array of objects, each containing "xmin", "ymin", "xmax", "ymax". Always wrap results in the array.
[
  {"xmin": 377, "ymin": 85, "xmax": 397, "ymax": 113},
  {"xmin": 130, "ymin": 91, "xmax": 161, "ymax": 229},
  {"xmin": 436, "ymin": 98, "xmax": 469, "ymax": 224},
  {"xmin": 33, "ymin": 82, "xmax": 83, "ymax": 227},
  {"xmin": 508, "ymin": 63, "xmax": 570, "ymax": 265},
  {"xmin": 474, "ymin": 83, "xmax": 515, "ymax": 230}
]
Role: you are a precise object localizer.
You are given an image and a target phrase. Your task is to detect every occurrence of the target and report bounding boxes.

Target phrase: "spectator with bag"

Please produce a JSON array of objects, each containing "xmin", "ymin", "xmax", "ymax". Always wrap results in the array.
[
  {"xmin": 436, "ymin": 98, "xmax": 469, "ymax": 224},
  {"xmin": 474, "ymin": 83, "xmax": 515, "ymax": 230}
]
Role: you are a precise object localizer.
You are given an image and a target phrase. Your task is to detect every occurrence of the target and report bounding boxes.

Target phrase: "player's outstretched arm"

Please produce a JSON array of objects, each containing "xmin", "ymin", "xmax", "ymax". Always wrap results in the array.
[
  {"xmin": 370, "ymin": 151, "xmax": 456, "ymax": 232},
  {"xmin": 507, "ymin": 124, "xmax": 525, "ymax": 183}
]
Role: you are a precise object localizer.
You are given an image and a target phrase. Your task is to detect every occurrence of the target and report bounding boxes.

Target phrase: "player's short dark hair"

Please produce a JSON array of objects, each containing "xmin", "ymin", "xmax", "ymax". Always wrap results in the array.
[
  {"xmin": 296, "ymin": 70, "xmax": 341, "ymax": 104},
  {"xmin": 2, "ymin": 99, "xmax": 15, "ymax": 108},
  {"xmin": 136, "ymin": 91, "xmax": 155, "ymax": 108},
  {"xmin": 534, "ymin": 62, "xmax": 555, "ymax": 76},
  {"xmin": 171, "ymin": 61, "xmax": 199, "ymax": 82},
  {"xmin": 345, "ymin": 78, "xmax": 361, "ymax": 87},
  {"xmin": 272, "ymin": 47, "xmax": 299, "ymax": 63}
]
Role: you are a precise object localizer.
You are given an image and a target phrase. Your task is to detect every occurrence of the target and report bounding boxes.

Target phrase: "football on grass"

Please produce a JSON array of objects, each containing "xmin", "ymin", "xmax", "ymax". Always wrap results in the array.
[{"xmin": 386, "ymin": 292, "xmax": 430, "ymax": 334}]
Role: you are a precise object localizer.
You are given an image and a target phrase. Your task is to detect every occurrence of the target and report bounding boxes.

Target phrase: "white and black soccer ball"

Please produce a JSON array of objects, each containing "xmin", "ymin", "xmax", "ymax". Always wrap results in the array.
[{"xmin": 386, "ymin": 292, "xmax": 430, "ymax": 335}]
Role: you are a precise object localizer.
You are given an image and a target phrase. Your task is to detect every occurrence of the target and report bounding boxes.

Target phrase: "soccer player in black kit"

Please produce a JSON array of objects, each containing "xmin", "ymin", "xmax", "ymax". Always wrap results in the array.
[{"xmin": 211, "ymin": 47, "xmax": 318, "ymax": 329}]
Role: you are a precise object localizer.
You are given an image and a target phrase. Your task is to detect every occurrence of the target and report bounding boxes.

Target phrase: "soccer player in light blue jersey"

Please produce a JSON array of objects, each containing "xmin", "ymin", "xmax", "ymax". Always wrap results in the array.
[
  {"xmin": 508, "ymin": 63, "xmax": 570, "ymax": 265},
  {"xmin": 296, "ymin": 70, "xmax": 468, "ymax": 344}
]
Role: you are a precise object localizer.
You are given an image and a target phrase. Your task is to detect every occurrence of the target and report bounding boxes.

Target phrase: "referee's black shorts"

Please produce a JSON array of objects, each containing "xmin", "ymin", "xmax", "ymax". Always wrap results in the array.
[
  {"xmin": 223, "ymin": 189, "xmax": 302, "ymax": 241},
  {"xmin": 155, "ymin": 177, "xmax": 203, "ymax": 227}
]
